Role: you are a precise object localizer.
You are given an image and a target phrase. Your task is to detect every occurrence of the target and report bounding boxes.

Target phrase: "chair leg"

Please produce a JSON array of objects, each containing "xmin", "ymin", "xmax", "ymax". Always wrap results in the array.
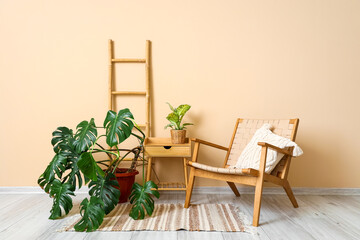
[
  {"xmin": 227, "ymin": 181, "xmax": 240, "ymax": 197},
  {"xmin": 184, "ymin": 167, "xmax": 196, "ymax": 208},
  {"xmin": 252, "ymin": 178, "xmax": 264, "ymax": 227},
  {"xmin": 283, "ymin": 180, "xmax": 298, "ymax": 208}
]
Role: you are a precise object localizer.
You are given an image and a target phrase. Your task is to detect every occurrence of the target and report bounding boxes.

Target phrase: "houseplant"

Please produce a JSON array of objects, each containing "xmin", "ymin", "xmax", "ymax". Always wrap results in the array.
[
  {"xmin": 164, "ymin": 103, "xmax": 193, "ymax": 143},
  {"xmin": 38, "ymin": 108, "xmax": 159, "ymax": 232}
]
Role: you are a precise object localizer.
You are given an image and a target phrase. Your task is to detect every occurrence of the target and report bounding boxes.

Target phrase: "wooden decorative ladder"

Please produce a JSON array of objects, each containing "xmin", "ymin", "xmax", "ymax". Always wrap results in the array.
[{"xmin": 108, "ymin": 39, "xmax": 151, "ymax": 138}]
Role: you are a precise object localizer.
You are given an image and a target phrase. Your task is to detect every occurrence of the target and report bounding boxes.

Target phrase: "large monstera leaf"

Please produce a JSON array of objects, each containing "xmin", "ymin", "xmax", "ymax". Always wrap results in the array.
[
  {"xmin": 77, "ymin": 152, "xmax": 104, "ymax": 182},
  {"xmin": 49, "ymin": 126, "xmax": 84, "ymax": 188},
  {"xmin": 129, "ymin": 181, "xmax": 159, "ymax": 220},
  {"xmin": 38, "ymin": 153, "xmax": 68, "ymax": 194},
  {"xmin": 51, "ymin": 127, "xmax": 74, "ymax": 153},
  {"xmin": 39, "ymin": 154, "xmax": 68, "ymax": 185},
  {"xmin": 74, "ymin": 196, "xmax": 105, "ymax": 232},
  {"xmin": 73, "ymin": 118, "xmax": 97, "ymax": 153},
  {"xmin": 103, "ymin": 109, "xmax": 134, "ymax": 147},
  {"xmin": 89, "ymin": 173, "xmax": 120, "ymax": 214},
  {"xmin": 63, "ymin": 159, "xmax": 83, "ymax": 189},
  {"xmin": 48, "ymin": 179, "xmax": 75, "ymax": 219}
]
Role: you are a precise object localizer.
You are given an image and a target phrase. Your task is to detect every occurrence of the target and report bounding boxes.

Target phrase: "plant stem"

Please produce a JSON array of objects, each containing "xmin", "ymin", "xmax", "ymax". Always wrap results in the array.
[
  {"xmin": 89, "ymin": 134, "xmax": 106, "ymax": 154},
  {"xmin": 92, "ymin": 149, "xmax": 118, "ymax": 157},
  {"xmin": 110, "ymin": 149, "xmax": 136, "ymax": 174},
  {"xmin": 95, "ymin": 143, "xmax": 112, "ymax": 160}
]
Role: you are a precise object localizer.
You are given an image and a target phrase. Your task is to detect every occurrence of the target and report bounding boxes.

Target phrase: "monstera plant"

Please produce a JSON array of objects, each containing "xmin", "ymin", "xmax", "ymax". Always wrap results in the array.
[{"xmin": 38, "ymin": 108, "xmax": 159, "ymax": 232}]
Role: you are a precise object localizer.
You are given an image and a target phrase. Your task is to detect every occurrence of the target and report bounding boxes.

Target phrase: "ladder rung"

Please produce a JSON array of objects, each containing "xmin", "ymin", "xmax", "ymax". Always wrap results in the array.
[
  {"xmin": 112, "ymin": 91, "xmax": 146, "ymax": 95},
  {"xmin": 112, "ymin": 58, "xmax": 146, "ymax": 63}
]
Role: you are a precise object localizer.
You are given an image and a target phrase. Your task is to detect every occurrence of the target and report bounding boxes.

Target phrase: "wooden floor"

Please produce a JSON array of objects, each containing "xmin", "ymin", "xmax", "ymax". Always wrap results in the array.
[{"xmin": 0, "ymin": 192, "xmax": 359, "ymax": 240}]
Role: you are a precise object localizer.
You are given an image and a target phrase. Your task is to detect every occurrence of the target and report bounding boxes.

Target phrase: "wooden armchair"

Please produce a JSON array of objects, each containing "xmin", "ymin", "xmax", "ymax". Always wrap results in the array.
[{"xmin": 184, "ymin": 118, "xmax": 300, "ymax": 227}]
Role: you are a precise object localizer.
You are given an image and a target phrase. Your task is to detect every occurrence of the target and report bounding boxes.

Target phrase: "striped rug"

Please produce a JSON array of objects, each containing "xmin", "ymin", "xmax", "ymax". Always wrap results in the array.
[{"xmin": 65, "ymin": 203, "xmax": 252, "ymax": 232}]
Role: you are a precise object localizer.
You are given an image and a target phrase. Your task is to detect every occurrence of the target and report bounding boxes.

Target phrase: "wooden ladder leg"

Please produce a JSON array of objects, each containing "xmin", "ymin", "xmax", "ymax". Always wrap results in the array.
[
  {"xmin": 253, "ymin": 178, "xmax": 264, "ymax": 227},
  {"xmin": 226, "ymin": 182, "xmax": 240, "ymax": 197},
  {"xmin": 283, "ymin": 180, "xmax": 299, "ymax": 208},
  {"xmin": 184, "ymin": 167, "xmax": 196, "ymax": 208}
]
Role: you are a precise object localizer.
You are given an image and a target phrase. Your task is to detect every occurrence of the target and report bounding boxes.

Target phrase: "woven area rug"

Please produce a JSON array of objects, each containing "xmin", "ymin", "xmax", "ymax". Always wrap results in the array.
[{"xmin": 64, "ymin": 203, "xmax": 252, "ymax": 232}]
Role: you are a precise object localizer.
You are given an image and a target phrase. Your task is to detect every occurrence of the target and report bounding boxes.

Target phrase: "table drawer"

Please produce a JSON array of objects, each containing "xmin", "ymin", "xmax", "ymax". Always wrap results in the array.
[{"xmin": 145, "ymin": 146, "xmax": 191, "ymax": 157}]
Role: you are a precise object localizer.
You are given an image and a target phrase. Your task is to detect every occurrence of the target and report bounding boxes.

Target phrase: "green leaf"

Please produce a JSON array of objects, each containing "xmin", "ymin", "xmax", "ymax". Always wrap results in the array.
[
  {"xmin": 74, "ymin": 196, "xmax": 105, "ymax": 232},
  {"xmin": 103, "ymin": 109, "xmax": 134, "ymax": 147},
  {"xmin": 143, "ymin": 181, "xmax": 160, "ymax": 198},
  {"xmin": 164, "ymin": 123, "xmax": 174, "ymax": 130},
  {"xmin": 73, "ymin": 118, "xmax": 97, "ymax": 153},
  {"xmin": 48, "ymin": 179, "xmax": 75, "ymax": 219},
  {"xmin": 182, "ymin": 123, "xmax": 194, "ymax": 129},
  {"xmin": 77, "ymin": 152, "xmax": 104, "ymax": 181},
  {"xmin": 51, "ymin": 127, "xmax": 74, "ymax": 153},
  {"xmin": 175, "ymin": 104, "xmax": 191, "ymax": 117},
  {"xmin": 166, "ymin": 102, "xmax": 175, "ymax": 111},
  {"xmin": 166, "ymin": 112, "xmax": 180, "ymax": 129},
  {"xmin": 40, "ymin": 154, "xmax": 68, "ymax": 183},
  {"xmin": 88, "ymin": 173, "xmax": 120, "ymax": 214},
  {"xmin": 129, "ymin": 181, "xmax": 159, "ymax": 220},
  {"xmin": 49, "ymin": 126, "xmax": 84, "ymax": 189},
  {"xmin": 38, "ymin": 174, "xmax": 51, "ymax": 193},
  {"xmin": 63, "ymin": 158, "xmax": 83, "ymax": 189}
]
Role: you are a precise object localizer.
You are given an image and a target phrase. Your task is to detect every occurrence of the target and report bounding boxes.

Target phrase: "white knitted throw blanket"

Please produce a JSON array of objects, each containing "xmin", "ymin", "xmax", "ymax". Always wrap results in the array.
[{"xmin": 233, "ymin": 123, "xmax": 303, "ymax": 173}]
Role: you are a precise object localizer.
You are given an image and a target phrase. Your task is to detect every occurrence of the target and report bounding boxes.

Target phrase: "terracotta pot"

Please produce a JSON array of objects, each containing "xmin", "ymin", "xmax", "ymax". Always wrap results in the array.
[
  {"xmin": 115, "ymin": 168, "xmax": 139, "ymax": 203},
  {"xmin": 170, "ymin": 129, "xmax": 186, "ymax": 144}
]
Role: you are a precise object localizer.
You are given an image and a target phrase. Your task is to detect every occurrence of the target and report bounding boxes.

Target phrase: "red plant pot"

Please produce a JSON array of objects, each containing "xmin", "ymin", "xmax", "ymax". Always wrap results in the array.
[{"xmin": 115, "ymin": 168, "xmax": 139, "ymax": 203}]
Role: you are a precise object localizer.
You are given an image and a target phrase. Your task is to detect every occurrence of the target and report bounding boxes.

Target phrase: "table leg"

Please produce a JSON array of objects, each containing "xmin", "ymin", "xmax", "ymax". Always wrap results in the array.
[
  {"xmin": 183, "ymin": 157, "xmax": 188, "ymax": 187},
  {"xmin": 146, "ymin": 157, "xmax": 152, "ymax": 181}
]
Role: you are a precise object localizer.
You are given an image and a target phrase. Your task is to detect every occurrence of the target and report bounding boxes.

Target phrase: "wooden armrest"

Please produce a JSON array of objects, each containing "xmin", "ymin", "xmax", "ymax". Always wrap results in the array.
[
  {"xmin": 187, "ymin": 160, "xmax": 195, "ymax": 166},
  {"xmin": 257, "ymin": 142, "xmax": 293, "ymax": 156},
  {"xmin": 191, "ymin": 138, "xmax": 229, "ymax": 151}
]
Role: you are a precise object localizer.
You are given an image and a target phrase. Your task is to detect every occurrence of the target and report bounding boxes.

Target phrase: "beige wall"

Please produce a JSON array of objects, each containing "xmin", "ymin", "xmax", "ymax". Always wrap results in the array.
[{"xmin": 1, "ymin": 0, "xmax": 359, "ymax": 188}]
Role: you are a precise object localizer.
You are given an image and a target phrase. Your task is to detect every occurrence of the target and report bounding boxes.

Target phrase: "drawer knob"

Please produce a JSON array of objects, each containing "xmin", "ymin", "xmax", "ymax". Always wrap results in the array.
[{"xmin": 163, "ymin": 146, "xmax": 172, "ymax": 149}]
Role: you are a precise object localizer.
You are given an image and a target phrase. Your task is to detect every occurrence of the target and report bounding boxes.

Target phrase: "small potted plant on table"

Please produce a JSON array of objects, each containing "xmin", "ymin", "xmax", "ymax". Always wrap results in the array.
[
  {"xmin": 38, "ymin": 108, "xmax": 159, "ymax": 232},
  {"xmin": 164, "ymin": 103, "xmax": 193, "ymax": 144}
]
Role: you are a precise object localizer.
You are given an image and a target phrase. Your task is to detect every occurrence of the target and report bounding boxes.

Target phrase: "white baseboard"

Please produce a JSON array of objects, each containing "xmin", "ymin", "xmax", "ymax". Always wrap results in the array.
[
  {"xmin": 191, "ymin": 187, "xmax": 360, "ymax": 195},
  {"xmin": 0, "ymin": 186, "xmax": 359, "ymax": 195}
]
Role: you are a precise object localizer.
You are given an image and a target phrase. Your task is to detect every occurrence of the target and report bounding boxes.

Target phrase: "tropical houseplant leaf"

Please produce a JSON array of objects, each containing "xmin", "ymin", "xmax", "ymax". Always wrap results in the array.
[
  {"xmin": 38, "ymin": 153, "xmax": 71, "ymax": 193},
  {"xmin": 50, "ymin": 126, "xmax": 84, "ymax": 188},
  {"xmin": 51, "ymin": 127, "xmax": 74, "ymax": 153},
  {"xmin": 48, "ymin": 179, "xmax": 75, "ymax": 219},
  {"xmin": 42, "ymin": 153, "xmax": 68, "ymax": 183},
  {"xmin": 164, "ymin": 123, "xmax": 173, "ymax": 129},
  {"xmin": 63, "ymin": 159, "xmax": 83, "ymax": 189},
  {"xmin": 129, "ymin": 181, "xmax": 159, "ymax": 220},
  {"xmin": 166, "ymin": 102, "xmax": 175, "ymax": 111},
  {"xmin": 74, "ymin": 196, "xmax": 105, "ymax": 232},
  {"xmin": 104, "ymin": 109, "xmax": 134, "ymax": 147},
  {"xmin": 88, "ymin": 173, "xmax": 120, "ymax": 214},
  {"xmin": 38, "ymin": 175, "xmax": 51, "ymax": 193},
  {"xmin": 182, "ymin": 123, "xmax": 194, "ymax": 128},
  {"xmin": 77, "ymin": 152, "xmax": 104, "ymax": 182},
  {"xmin": 175, "ymin": 104, "xmax": 191, "ymax": 118},
  {"xmin": 166, "ymin": 112, "xmax": 180, "ymax": 129},
  {"xmin": 73, "ymin": 118, "xmax": 97, "ymax": 153}
]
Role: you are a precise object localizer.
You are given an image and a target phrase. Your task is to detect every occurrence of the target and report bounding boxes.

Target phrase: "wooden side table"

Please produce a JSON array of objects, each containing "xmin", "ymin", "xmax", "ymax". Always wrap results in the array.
[{"xmin": 144, "ymin": 137, "xmax": 191, "ymax": 191}]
